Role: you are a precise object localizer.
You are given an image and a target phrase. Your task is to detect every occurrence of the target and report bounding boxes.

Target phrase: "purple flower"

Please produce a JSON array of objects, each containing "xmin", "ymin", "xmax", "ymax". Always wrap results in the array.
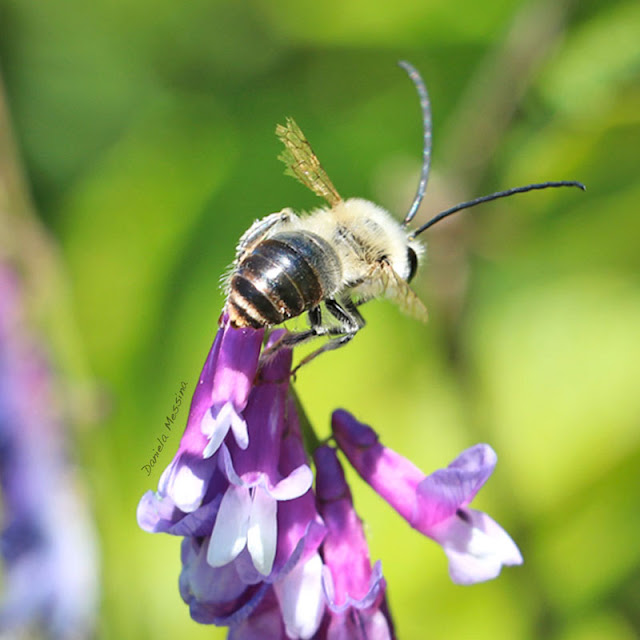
[
  {"xmin": 139, "ymin": 304, "xmax": 525, "ymax": 635},
  {"xmin": 227, "ymin": 587, "xmax": 286, "ymax": 639},
  {"xmin": 222, "ymin": 411, "xmax": 327, "ymax": 638},
  {"xmin": 179, "ymin": 537, "xmax": 269, "ymax": 625},
  {"xmin": 272, "ymin": 552, "xmax": 324, "ymax": 639},
  {"xmin": 272, "ymin": 399, "xmax": 326, "ymax": 581},
  {"xmin": 229, "ymin": 551, "xmax": 326, "ymax": 640},
  {"xmin": 139, "ymin": 323, "xmax": 327, "ymax": 632},
  {"xmin": 137, "ymin": 318, "xmax": 263, "ymax": 519},
  {"xmin": 332, "ymin": 409, "xmax": 523, "ymax": 585},
  {"xmin": 313, "ymin": 445, "xmax": 395, "ymax": 639},
  {"xmin": 205, "ymin": 343, "xmax": 314, "ymax": 577},
  {"xmin": 201, "ymin": 318, "xmax": 267, "ymax": 457},
  {"xmin": 0, "ymin": 265, "xmax": 98, "ymax": 638},
  {"xmin": 208, "ymin": 439, "xmax": 312, "ymax": 577}
]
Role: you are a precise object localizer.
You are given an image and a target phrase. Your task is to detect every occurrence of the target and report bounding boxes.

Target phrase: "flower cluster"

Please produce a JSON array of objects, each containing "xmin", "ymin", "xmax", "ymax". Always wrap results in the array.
[{"xmin": 138, "ymin": 320, "xmax": 522, "ymax": 638}]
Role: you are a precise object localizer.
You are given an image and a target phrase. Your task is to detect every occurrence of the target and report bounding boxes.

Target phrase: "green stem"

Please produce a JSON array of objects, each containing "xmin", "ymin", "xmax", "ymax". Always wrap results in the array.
[{"xmin": 289, "ymin": 385, "xmax": 324, "ymax": 455}]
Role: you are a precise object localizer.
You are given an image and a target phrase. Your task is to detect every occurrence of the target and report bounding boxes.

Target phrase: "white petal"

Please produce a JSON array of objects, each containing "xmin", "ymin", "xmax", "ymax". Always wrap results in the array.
[
  {"xmin": 274, "ymin": 553, "xmax": 325, "ymax": 640},
  {"xmin": 202, "ymin": 403, "xmax": 234, "ymax": 458},
  {"xmin": 363, "ymin": 610, "xmax": 394, "ymax": 640},
  {"xmin": 219, "ymin": 443, "xmax": 243, "ymax": 486},
  {"xmin": 321, "ymin": 564, "xmax": 336, "ymax": 603},
  {"xmin": 207, "ymin": 485, "xmax": 251, "ymax": 567},
  {"xmin": 200, "ymin": 406, "xmax": 217, "ymax": 437},
  {"xmin": 247, "ymin": 488, "xmax": 278, "ymax": 576},
  {"xmin": 434, "ymin": 509, "xmax": 523, "ymax": 585},
  {"xmin": 269, "ymin": 464, "xmax": 313, "ymax": 500},
  {"xmin": 230, "ymin": 407, "xmax": 249, "ymax": 450},
  {"xmin": 166, "ymin": 464, "xmax": 206, "ymax": 513}
]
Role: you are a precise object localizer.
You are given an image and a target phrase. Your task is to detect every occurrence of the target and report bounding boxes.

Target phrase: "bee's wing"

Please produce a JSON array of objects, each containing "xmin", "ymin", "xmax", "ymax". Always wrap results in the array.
[
  {"xmin": 377, "ymin": 261, "xmax": 429, "ymax": 323},
  {"xmin": 276, "ymin": 118, "xmax": 342, "ymax": 207}
]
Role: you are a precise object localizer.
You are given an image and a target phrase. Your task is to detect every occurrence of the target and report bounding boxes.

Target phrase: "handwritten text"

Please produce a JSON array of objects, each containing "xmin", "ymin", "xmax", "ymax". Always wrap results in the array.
[{"xmin": 141, "ymin": 381, "xmax": 188, "ymax": 476}]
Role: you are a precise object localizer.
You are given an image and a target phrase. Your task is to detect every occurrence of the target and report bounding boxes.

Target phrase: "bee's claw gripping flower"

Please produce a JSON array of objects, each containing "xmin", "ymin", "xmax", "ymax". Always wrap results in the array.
[{"xmin": 332, "ymin": 409, "xmax": 523, "ymax": 585}]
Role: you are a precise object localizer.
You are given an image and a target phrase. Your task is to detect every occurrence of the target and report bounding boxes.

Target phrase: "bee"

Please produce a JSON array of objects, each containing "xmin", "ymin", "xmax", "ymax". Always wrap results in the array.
[{"xmin": 224, "ymin": 61, "xmax": 584, "ymax": 370}]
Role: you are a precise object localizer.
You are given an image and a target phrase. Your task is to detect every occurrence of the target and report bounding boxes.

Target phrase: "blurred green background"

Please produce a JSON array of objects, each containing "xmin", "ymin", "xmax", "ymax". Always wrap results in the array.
[{"xmin": 1, "ymin": 0, "xmax": 639, "ymax": 638}]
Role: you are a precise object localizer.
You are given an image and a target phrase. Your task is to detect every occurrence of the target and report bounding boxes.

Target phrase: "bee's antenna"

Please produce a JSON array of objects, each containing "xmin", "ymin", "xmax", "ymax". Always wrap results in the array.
[
  {"xmin": 410, "ymin": 181, "xmax": 586, "ymax": 237},
  {"xmin": 399, "ymin": 61, "xmax": 432, "ymax": 227}
]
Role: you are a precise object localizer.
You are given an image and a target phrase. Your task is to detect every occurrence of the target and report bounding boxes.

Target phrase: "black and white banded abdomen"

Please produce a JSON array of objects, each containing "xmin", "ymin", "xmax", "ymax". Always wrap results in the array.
[{"xmin": 227, "ymin": 231, "xmax": 342, "ymax": 329}]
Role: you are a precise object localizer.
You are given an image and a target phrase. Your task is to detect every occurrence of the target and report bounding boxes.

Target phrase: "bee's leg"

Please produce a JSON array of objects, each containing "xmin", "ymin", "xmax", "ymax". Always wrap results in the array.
[
  {"xmin": 290, "ymin": 299, "xmax": 365, "ymax": 374},
  {"xmin": 224, "ymin": 211, "xmax": 299, "ymax": 309},
  {"xmin": 260, "ymin": 328, "xmax": 316, "ymax": 358},
  {"xmin": 326, "ymin": 299, "xmax": 365, "ymax": 329},
  {"xmin": 308, "ymin": 305, "xmax": 323, "ymax": 329},
  {"xmin": 258, "ymin": 306, "xmax": 323, "ymax": 367},
  {"xmin": 290, "ymin": 332, "xmax": 354, "ymax": 375},
  {"xmin": 260, "ymin": 301, "xmax": 362, "ymax": 374},
  {"xmin": 234, "ymin": 209, "xmax": 297, "ymax": 264}
]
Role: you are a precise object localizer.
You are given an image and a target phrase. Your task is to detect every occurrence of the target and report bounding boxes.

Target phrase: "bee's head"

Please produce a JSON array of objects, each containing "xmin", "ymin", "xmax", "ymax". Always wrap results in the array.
[
  {"xmin": 406, "ymin": 246, "xmax": 419, "ymax": 283},
  {"xmin": 404, "ymin": 236, "xmax": 425, "ymax": 283}
]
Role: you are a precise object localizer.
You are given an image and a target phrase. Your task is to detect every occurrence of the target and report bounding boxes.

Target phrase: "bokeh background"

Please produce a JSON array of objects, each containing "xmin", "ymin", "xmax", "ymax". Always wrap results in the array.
[{"xmin": 1, "ymin": 0, "xmax": 639, "ymax": 638}]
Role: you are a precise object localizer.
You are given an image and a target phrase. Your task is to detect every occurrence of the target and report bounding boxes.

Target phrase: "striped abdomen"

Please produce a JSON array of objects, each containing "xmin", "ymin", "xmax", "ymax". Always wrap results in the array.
[{"xmin": 227, "ymin": 231, "xmax": 342, "ymax": 329}]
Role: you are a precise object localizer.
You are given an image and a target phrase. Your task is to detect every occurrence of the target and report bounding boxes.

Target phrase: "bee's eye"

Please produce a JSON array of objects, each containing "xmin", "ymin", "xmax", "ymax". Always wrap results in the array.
[{"xmin": 406, "ymin": 247, "xmax": 418, "ymax": 283}]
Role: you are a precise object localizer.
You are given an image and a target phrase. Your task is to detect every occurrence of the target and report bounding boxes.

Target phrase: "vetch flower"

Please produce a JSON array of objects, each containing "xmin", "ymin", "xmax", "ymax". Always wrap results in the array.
[
  {"xmin": 179, "ymin": 472, "xmax": 324, "ymax": 634},
  {"xmin": 266, "ymin": 409, "xmax": 326, "ymax": 639},
  {"xmin": 332, "ymin": 409, "xmax": 523, "ymax": 585},
  {"xmin": 207, "ymin": 347, "xmax": 313, "ymax": 577},
  {"xmin": 272, "ymin": 552, "xmax": 324, "ymax": 639},
  {"xmin": 227, "ymin": 587, "xmax": 286, "ymax": 639},
  {"xmin": 137, "ymin": 317, "xmax": 263, "ymax": 517},
  {"xmin": 140, "ymin": 324, "xmax": 329, "ymax": 634},
  {"xmin": 227, "ymin": 551, "xmax": 325, "ymax": 640},
  {"xmin": 269, "ymin": 395, "xmax": 326, "ymax": 589},
  {"xmin": 179, "ymin": 536, "xmax": 269, "ymax": 626},
  {"xmin": 208, "ymin": 445, "xmax": 313, "ymax": 576},
  {"xmin": 201, "ymin": 317, "xmax": 266, "ymax": 457},
  {"xmin": 139, "ymin": 309, "xmax": 524, "ymax": 636},
  {"xmin": 313, "ymin": 445, "xmax": 395, "ymax": 639}
]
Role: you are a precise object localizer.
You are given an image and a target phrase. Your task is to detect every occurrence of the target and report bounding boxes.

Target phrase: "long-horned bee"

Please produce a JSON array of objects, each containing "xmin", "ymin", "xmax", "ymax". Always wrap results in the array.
[{"xmin": 224, "ymin": 61, "xmax": 584, "ymax": 369}]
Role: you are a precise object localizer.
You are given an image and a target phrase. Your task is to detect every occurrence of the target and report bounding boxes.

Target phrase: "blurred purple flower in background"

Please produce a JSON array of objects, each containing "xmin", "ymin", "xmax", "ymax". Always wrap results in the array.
[
  {"xmin": 0, "ymin": 265, "xmax": 99, "ymax": 639},
  {"xmin": 138, "ymin": 318, "xmax": 522, "ymax": 637}
]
